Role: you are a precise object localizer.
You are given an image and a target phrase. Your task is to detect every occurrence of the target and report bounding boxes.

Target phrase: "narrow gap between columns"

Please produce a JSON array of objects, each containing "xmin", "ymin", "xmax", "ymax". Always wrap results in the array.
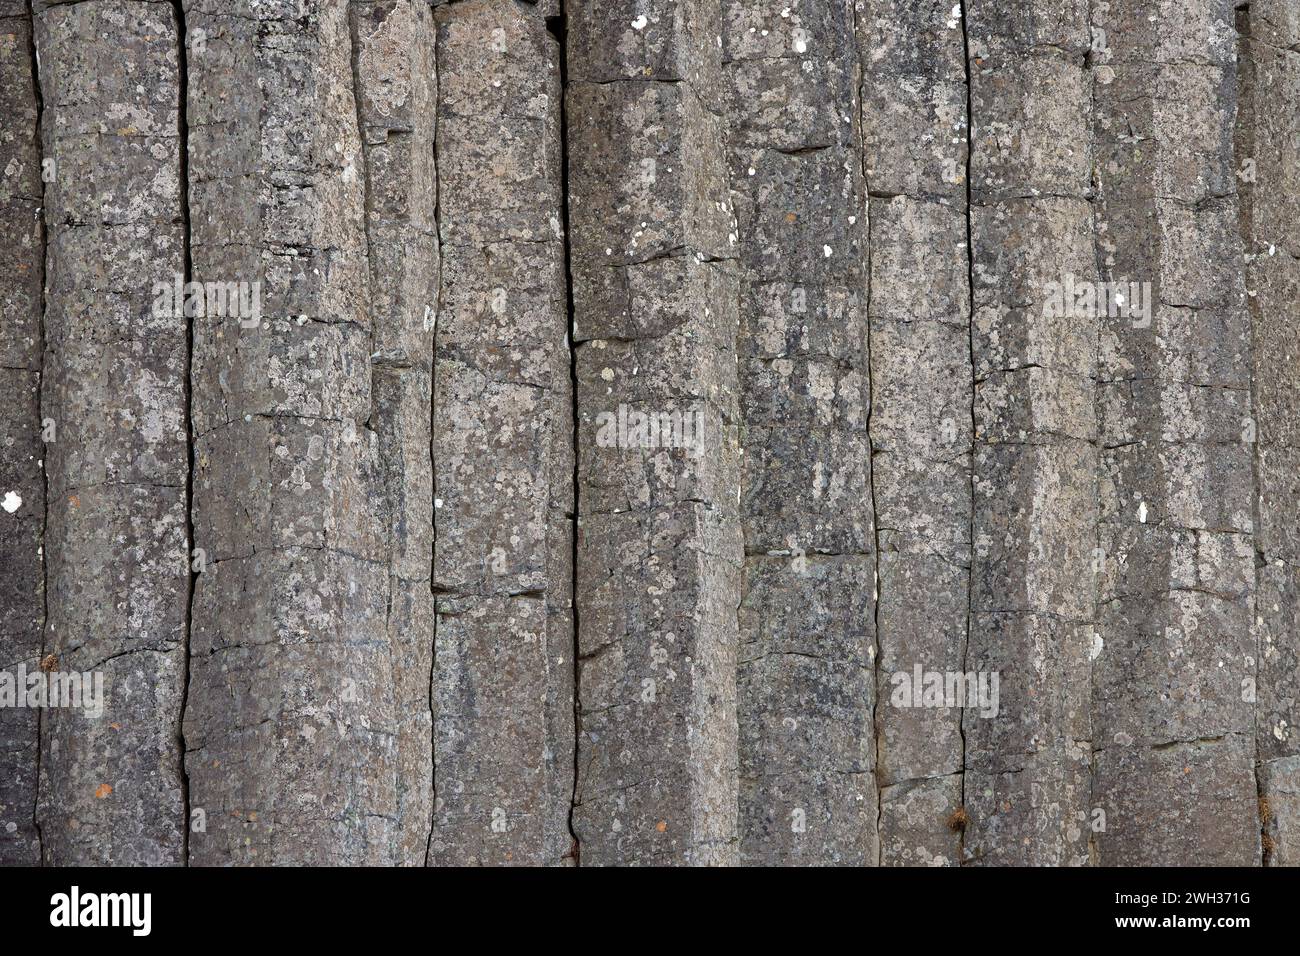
[
  {"xmin": 850, "ymin": 0, "xmax": 884, "ymax": 867},
  {"xmin": 26, "ymin": 0, "xmax": 48, "ymax": 867},
  {"xmin": 545, "ymin": 8, "xmax": 581, "ymax": 867},
  {"xmin": 957, "ymin": 0, "xmax": 975, "ymax": 866},
  {"xmin": 1084, "ymin": 0, "xmax": 1104, "ymax": 867},
  {"xmin": 426, "ymin": 32, "xmax": 444, "ymax": 870},
  {"xmin": 1232, "ymin": 0, "xmax": 1270, "ymax": 868},
  {"xmin": 172, "ymin": 0, "xmax": 194, "ymax": 868}
]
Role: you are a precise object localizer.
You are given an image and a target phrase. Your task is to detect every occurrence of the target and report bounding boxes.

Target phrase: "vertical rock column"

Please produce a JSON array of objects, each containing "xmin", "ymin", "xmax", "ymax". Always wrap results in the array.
[
  {"xmin": 34, "ymin": 0, "xmax": 189, "ymax": 865},
  {"xmin": 568, "ymin": 0, "xmax": 744, "ymax": 865},
  {"xmin": 0, "ymin": 0, "xmax": 44, "ymax": 866},
  {"xmin": 429, "ymin": 0, "xmax": 573, "ymax": 867},
  {"xmin": 351, "ymin": 0, "xmax": 438, "ymax": 868},
  {"xmin": 184, "ymin": 0, "xmax": 397, "ymax": 865},
  {"xmin": 963, "ymin": 1, "xmax": 1098, "ymax": 865},
  {"xmin": 1090, "ymin": 0, "xmax": 1259, "ymax": 865},
  {"xmin": 1237, "ymin": 0, "xmax": 1300, "ymax": 866},
  {"xmin": 723, "ymin": 0, "xmax": 876, "ymax": 865},
  {"xmin": 859, "ymin": 0, "xmax": 971, "ymax": 866}
]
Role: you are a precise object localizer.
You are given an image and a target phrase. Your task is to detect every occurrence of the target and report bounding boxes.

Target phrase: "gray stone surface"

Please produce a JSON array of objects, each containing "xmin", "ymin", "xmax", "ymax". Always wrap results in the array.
[
  {"xmin": 184, "ymin": 0, "xmax": 399, "ymax": 865},
  {"xmin": 568, "ymin": 0, "xmax": 743, "ymax": 866},
  {"xmin": 960, "ymin": 0, "xmax": 1098, "ymax": 867},
  {"xmin": 861, "ymin": 0, "xmax": 969, "ymax": 866},
  {"xmin": 1089, "ymin": 0, "xmax": 1260, "ymax": 866},
  {"xmin": 352, "ymin": 0, "xmax": 438, "ymax": 868},
  {"xmin": 34, "ymin": 0, "xmax": 188, "ymax": 866},
  {"xmin": 430, "ymin": 0, "xmax": 573, "ymax": 867},
  {"xmin": 724, "ymin": 0, "xmax": 877, "ymax": 866},
  {"xmin": 5, "ymin": 0, "xmax": 1297, "ymax": 869},
  {"xmin": 0, "ymin": 4, "xmax": 43, "ymax": 865}
]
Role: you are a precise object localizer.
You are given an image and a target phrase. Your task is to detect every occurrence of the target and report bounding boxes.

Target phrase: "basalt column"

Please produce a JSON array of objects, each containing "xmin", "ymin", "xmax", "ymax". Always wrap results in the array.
[
  {"xmin": 350, "ymin": 0, "xmax": 439, "ymax": 869},
  {"xmin": 1090, "ymin": 0, "xmax": 1259, "ymax": 865},
  {"xmin": 1244, "ymin": 0, "xmax": 1300, "ymax": 868},
  {"xmin": 0, "ymin": 0, "xmax": 45, "ymax": 866},
  {"xmin": 34, "ymin": 0, "xmax": 189, "ymax": 865},
  {"xmin": 184, "ymin": 0, "xmax": 399, "ymax": 865},
  {"xmin": 724, "ymin": 0, "xmax": 877, "ymax": 866},
  {"xmin": 429, "ymin": 0, "xmax": 574, "ymax": 867},
  {"xmin": 963, "ymin": 0, "xmax": 1099, "ymax": 866},
  {"xmin": 568, "ymin": 0, "xmax": 745, "ymax": 865}
]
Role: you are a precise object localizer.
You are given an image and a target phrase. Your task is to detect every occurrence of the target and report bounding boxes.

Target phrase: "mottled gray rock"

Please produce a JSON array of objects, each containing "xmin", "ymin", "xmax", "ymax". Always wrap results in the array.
[
  {"xmin": 1089, "ymin": 0, "xmax": 1259, "ymax": 865},
  {"xmin": 33, "ymin": 0, "xmax": 188, "ymax": 867},
  {"xmin": 352, "ymin": 0, "xmax": 438, "ymax": 868},
  {"xmin": 1242, "ymin": 0, "xmax": 1300, "ymax": 784},
  {"xmin": 430, "ymin": 0, "xmax": 573, "ymax": 867},
  {"xmin": 184, "ymin": 0, "xmax": 398, "ymax": 865},
  {"xmin": 3, "ymin": 0, "xmax": 1296, "ymax": 871},
  {"xmin": 861, "ymin": 0, "xmax": 970, "ymax": 866},
  {"xmin": 569, "ymin": 0, "xmax": 742, "ymax": 866},
  {"xmin": 963, "ymin": 0, "xmax": 1098, "ymax": 866},
  {"xmin": 723, "ymin": 0, "xmax": 876, "ymax": 866},
  {"xmin": 1095, "ymin": 734, "xmax": 1258, "ymax": 865},
  {"xmin": 0, "ymin": 4, "xmax": 43, "ymax": 867}
]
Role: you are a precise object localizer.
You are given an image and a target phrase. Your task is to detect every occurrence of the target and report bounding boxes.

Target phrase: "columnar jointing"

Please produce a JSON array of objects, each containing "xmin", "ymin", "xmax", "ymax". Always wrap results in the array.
[
  {"xmin": 1089, "ymin": 0, "xmax": 1259, "ymax": 864},
  {"xmin": 351, "ymin": 0, "xmax": 438, "ymax": 868},
  {"xmin": 1240, "ymin": 0, "xmax": 1300, "ymax": 867},
  {"xmin": 184, "ymin": 0, "xmax": 400, "ymax": 864},
  {"xmin": 34, "ymin": 0, "xmax": 189, "ymax": 866},
  {"xmin": 0, "ymin": 0, "xmax": 44, "ymax": 866},
  {"xmin": 723, "ymin": 0, "xmax": 877, "ymax": 866},
  {"xmin": 429, "ymin": 0, "xmax": 574, "ymax": 867},
  {"xmin": 567, "ymin": 0, "xmax": 744, "ymax": 865},
  {"xmin": 964, "ymin": 1, "xmax": 1099, "ymax": 865},
  {"xmin": 860, "ymin": 0, "xmax": 971, "ymax": 866}
]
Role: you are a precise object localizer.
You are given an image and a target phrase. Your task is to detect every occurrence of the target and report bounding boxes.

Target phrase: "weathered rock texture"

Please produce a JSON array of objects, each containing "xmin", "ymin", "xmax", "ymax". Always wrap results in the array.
[
  {"xmin": 430, "ymin": 0, "xmax": 572, "ymax": 866},
  {"xmin": 0, "ymin": 0, "xmax": 44, "ymax": 866},
  {"xmin": 0, "ymin": 0, "xmax": 1295, "ymax": 867},
  {"xmin": 34, "ymin": 0, "xmax": 189, "ymax": 866}
]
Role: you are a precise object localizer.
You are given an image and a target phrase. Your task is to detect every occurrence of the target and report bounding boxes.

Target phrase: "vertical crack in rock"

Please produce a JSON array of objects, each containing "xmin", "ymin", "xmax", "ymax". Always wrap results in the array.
[
  {"xmin": 427, "ymin": 33, "xmax": 442, "ymax": 871},
  {"xmin": 30, "ymin": 0, "xmax": 47, "ymax": 868},
  {"xmin": 426, "ymin": 14, "xmax": 442, "ymax": 872},
  {"xmin": 1236, "ymin": 0, "xmax": 1300, "ymax": 867},
  {"xmin": 1084, "ymin": 0, "xmax": 1103, "ymax": 866},
  {"xmin": 430, "ymin": 0, "xmax": 574, "ymax": 866},
  {"xmin": 851, "ymin": 0, "xmax": 885, "ymax": 867},
  {"xmin": 172, "ymin": 0, "xmax": 193, "ymax": 868},
  {"xmin": 545, "ymin": 6, "xmax": 582, "ymax": 866},
  {"xmin": 957, "ymin": 0, "xmax": 975, "ymax": 866},
  {"xmin": 1, "ymin": 0, "xmax": 46, "ymax": 866},
  {"xmin": 1233, "ymin": 0, "xmax": 1266, "ymax": 867}
]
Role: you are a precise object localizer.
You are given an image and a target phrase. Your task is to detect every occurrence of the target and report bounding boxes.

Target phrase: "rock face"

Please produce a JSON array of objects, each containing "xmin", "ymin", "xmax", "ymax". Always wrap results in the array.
[{"xmin": 0, "ymin": 0, "xmax": 1296, "ymax": 867}]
